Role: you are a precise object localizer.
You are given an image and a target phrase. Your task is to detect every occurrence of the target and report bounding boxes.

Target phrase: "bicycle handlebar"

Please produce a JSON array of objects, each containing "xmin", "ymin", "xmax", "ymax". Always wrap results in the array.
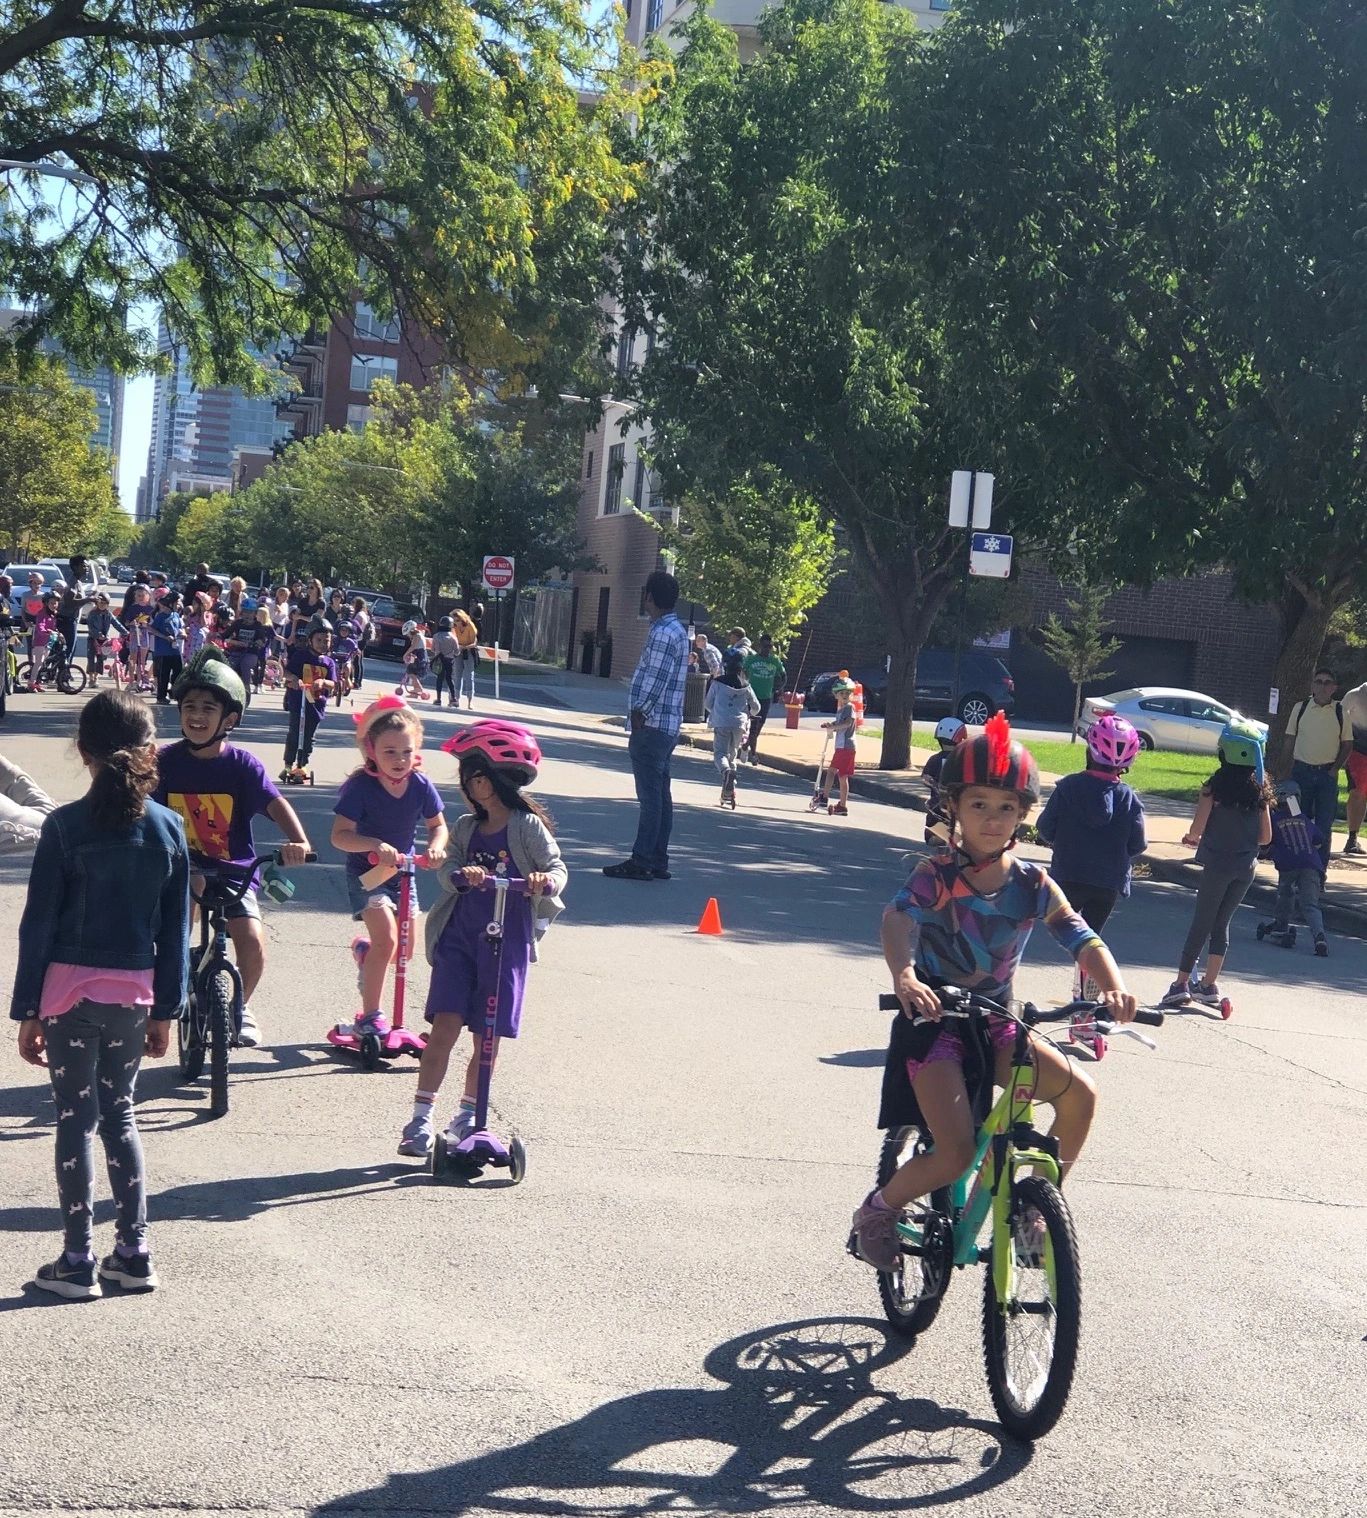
[
  {"xmin": 877, "ymin": 987, "xmax": 1164, "ymax": 1030},
  {"xmin": 192, "ymin": 849, "xmax": 317, "ymax": 907}
]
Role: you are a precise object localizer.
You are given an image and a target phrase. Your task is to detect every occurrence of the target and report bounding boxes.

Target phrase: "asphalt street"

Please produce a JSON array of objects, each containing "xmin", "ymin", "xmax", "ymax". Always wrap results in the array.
[{"xmin": 0, "ymin": 675, "xmax": 1363, "ymax": 1517}]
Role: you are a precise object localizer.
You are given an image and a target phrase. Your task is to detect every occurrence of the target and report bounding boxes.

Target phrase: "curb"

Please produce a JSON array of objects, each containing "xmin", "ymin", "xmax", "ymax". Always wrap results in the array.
[{"xmin": 674, "ymin": 728, "xmax": 1367, "ymax": 942}]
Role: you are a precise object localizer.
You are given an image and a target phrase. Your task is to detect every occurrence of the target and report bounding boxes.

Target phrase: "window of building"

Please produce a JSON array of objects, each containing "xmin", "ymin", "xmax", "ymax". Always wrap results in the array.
[
  {"xmin": 350, "ymin": 353, "xmax": 399, "ymax": 392},
  {"xmin": 603, "ymin": 443, "xmax": 625, "ymax": 515},
  {"xmin": 586, "ymin": 450, "xmax": 594, "ymax": 479},
  {"xmin": 347, "ymin": 404, "xmax": 371, "ymax": 433},
  {"xmin": 929, "ymin": 0, "xmax": 952, "ymax": 10},
  {"xmin": 647, "ymin": 0, "xmax": 664, "ymax": 32},
  {"xmin": 354, "ymin": 302, "xmax": 400, "ymax": 342},
  {"xmin": 631, "ymin": 457, "xmax": 647, "ymax": 513}
]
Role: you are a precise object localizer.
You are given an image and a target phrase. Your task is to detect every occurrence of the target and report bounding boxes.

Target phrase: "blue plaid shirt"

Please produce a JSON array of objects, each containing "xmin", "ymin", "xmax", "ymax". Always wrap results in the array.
[{"xmin": 628, "ymin": 612, "xmax": 689, "ymax": 737}]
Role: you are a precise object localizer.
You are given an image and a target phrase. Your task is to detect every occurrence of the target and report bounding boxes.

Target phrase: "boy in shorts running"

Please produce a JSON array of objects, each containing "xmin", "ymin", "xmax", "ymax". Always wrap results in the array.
[{"xmin": 154, "ymin": 649, "xmax": 312, "ymax": 1046}]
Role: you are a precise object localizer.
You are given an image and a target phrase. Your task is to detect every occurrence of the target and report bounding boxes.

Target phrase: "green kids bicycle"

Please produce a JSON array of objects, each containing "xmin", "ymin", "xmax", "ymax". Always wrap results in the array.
[{"xmin": 852, "ymin": 985, "xmax": 1162, "ymax": 1439}]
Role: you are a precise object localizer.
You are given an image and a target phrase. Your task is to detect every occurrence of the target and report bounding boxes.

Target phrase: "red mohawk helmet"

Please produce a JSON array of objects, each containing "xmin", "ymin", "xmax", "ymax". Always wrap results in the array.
[
  {"xmin": 442, "ymin": 720, "xmax": 541, "ymax": 786},
  {"xmin": 942, "ymin": 710, "xmax": 1040, "ymax": 806}
]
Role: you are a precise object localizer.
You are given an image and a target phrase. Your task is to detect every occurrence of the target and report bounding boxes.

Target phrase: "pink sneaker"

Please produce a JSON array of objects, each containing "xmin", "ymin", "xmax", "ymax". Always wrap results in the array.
[{"xmin": 353, "ymin": 1009, "xmax": 392, "ymax": 1038}]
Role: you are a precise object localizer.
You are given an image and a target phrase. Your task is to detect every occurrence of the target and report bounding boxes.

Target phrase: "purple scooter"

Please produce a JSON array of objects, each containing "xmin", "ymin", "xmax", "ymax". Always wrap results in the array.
[{"xmin": 429, "ymin": 871, "xmax": 529, "ymax": 1184}]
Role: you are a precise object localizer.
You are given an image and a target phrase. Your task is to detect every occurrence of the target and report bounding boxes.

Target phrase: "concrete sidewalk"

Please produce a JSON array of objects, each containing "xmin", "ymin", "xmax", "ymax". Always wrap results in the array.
[{"xmin": 671, "ymin": 710, "xmax": 1367, "ymax": 939}]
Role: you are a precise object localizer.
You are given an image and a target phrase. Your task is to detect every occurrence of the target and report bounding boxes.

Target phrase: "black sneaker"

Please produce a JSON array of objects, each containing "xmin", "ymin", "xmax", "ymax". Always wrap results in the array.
[
  {"xmin": 602, "ymin": 859, "xmax": 655, "ymax": 881},
  {"xmin": 32, "ymin": 1255, "xmax": 101, "ymax": 1301},
  {"xmin": 1314, "ymin": 935, "xmax": 1329, "ymax": 958},
  {"xmin": 98, "ymin": 1251, "xmax": 159, "ymax": 1292},
  {"xmin": 1344, "ymin": 838, "xmax": 1364, "ymax": 856},
  {"xmin": 651, "ymin": 868, "xmax": 672, "ymax": 880}
]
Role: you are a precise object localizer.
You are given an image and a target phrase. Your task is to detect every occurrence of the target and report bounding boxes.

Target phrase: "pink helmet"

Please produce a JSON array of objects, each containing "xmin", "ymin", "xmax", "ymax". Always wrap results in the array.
[
  {"xmin": 442, "ymin": 720, "xmax": 541, "ymax": 785},
  {"xmin": 1086, "ymin": 712, "xmax": 1140, "ymax": 770}
]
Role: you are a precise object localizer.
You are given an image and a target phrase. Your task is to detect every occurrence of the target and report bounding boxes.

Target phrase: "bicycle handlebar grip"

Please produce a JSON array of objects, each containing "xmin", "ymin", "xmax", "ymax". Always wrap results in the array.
[
  {"xmin": 878, "ymin": 993, "xmax": 902, "ymax": 1011},
  {"xmin": 1133, "ymin": 1008, "xmax": 1164, "ymax": 1027}
]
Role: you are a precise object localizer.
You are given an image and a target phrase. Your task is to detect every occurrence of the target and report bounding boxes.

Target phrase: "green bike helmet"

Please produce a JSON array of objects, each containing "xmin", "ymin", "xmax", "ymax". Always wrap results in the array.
[
  {"xmin": 172, "ymin": 646, "xmax": 246, "ymax": 717},
  {"xmin": 1218, "ymin": 717, "xmax": 1266, "ymax": 782}
]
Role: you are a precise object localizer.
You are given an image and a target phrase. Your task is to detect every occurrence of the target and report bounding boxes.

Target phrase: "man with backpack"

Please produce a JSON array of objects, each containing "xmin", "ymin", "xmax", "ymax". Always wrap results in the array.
[{"xmin": 1280, "ymin": 668, "xmax": 1351, "ymax": 869}]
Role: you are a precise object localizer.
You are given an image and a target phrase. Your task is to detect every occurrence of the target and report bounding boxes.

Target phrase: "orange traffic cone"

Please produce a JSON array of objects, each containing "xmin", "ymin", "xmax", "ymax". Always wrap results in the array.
[{"xmin": 696, "ymin": 897, "xmax": 724, "ymax": 936}]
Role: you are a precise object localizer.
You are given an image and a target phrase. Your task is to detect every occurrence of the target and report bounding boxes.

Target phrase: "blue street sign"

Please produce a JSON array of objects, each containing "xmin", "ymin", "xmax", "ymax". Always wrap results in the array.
[{"xmin": 969, "ymin": 532, "xmax": 1013, "ymax": 579}]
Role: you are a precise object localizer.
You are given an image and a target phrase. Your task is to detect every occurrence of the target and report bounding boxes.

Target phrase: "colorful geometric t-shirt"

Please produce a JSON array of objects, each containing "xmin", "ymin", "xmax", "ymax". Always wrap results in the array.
[
  {"xmin": 153, "ymin": 741, "xmax": 281, "ymax": 869},
  {"xmin": 891, "ymin": 855, "xmax": 1101, "ymax": 999}
]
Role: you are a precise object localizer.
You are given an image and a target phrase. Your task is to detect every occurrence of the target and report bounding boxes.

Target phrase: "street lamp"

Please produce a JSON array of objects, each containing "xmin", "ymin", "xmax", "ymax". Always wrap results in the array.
[{"xmin": 0, "ymin": 158, "xmax": 98, "ymax": 185}]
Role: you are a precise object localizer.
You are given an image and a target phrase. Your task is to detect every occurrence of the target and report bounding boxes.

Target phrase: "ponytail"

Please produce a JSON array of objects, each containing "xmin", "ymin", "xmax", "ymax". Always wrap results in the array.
[{"xmin": 79, "ymin": 689, "xmax": 158, "ymax": 830}]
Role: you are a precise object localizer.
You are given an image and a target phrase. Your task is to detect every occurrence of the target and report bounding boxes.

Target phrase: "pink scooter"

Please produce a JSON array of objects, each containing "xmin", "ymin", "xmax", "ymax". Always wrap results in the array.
[
  {"xmin": 327, "ymin": 850, "xmax": 432, "ymax": 1070},
  {"xmin": 429, "ymin": 872, "xmax": 529, "ymax": 1184}
]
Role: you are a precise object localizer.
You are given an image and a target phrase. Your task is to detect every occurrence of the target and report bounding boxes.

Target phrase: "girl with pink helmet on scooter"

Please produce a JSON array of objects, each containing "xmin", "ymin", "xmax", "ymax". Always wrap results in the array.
[
  {"xmin": 1035, "ymin": 712, "xmax": 1148, "ymax": 961},
  {"xmin": 397, "ymin": 719, "xmax": 567, "ymax": 1159}
]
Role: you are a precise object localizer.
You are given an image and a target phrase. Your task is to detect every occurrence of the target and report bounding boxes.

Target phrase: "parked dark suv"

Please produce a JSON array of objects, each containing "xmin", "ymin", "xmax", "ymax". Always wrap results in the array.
[{"xmin": 804, "ymin": 648, "xmax": 1015, "ymax": 725}]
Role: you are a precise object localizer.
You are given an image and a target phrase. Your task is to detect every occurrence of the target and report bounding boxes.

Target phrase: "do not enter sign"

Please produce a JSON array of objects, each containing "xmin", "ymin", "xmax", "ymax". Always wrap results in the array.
[{"xmin": 482, "ymin": 554, "xmax": 515, "ymax": 592}]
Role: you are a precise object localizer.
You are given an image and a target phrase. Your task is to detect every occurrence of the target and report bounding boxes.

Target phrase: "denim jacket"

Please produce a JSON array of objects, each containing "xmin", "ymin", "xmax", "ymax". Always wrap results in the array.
[{"xmin": 10, "ymin": 794, "xmax": 190, "ymax": 1020}]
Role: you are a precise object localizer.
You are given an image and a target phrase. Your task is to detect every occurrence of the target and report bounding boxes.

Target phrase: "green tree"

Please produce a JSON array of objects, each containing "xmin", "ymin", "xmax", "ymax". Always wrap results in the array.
[
  {"xmin": 1037, "ymin": 584, "xmax": 1122, "ymax": 744},
  {"xmin": 645, "ymin": 473, "xmax": 837, "ymax": 653},
  {"xmin": 1, "ymin": 1, "xmax": 640, "ymax": 391},
  {"xmin": 85, "ymin": 496, "xmax": 137, "ymax": 559},
  {"xmin": 616, "ymin": 1, "xmax": 1084, "ymax": 768},
  {"xmin": 912, "ymin": 0, "xmax": 1367, "ymax": 753},
  {"xmin": 0, "ymin": 353, "xmax": 115, "ymax": 557}
]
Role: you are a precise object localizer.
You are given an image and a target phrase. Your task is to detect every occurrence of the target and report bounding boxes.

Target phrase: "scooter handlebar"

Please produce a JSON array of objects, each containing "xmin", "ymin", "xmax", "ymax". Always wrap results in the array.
[{"xmin": 365, "ymin": 850, "xmax": 439, "ymax": 868}]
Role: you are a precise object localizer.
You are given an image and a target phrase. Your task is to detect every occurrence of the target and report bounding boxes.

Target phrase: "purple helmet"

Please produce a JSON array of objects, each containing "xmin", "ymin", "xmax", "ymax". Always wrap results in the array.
[{"xmin": 1086, "ymin": 712, "xmax": 1141, "ymax": 770}]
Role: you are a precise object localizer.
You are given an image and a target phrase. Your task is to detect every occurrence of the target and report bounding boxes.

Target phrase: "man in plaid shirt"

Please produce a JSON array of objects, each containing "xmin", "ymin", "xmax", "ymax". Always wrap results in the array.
[{"xmin": 604, "ymin": 571, "xmax": 690, "ymax": 881}]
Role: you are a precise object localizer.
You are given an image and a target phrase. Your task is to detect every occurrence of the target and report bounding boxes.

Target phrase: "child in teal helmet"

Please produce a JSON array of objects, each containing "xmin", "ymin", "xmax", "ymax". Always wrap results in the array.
[{"xmin": 1163, "ymin": 719, "xmax": 1274, "ymax": 1010}]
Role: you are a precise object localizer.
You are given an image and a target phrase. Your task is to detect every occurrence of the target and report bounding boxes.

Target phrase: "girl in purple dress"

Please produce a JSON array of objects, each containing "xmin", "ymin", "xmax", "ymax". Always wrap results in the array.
[{"xmin": 398, "ymin": 720, "xmax": 566, "ymax": 1159}]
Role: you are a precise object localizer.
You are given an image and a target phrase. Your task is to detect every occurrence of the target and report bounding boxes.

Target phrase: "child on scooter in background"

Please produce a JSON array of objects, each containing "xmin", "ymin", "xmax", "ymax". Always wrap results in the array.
[
  {"xmin": 821, "ymin": 675, "xmax": 858, "ymax": 816},
  {"xmin": 1258, "ymin": 778, "xmax": 1329, "ymax": 956},
  {"xmin": 921, "ymin": 717, "xmax": 966, "ymax": 845},
  {"xmin": 398, "ymin": 720, "xmax": 566, "ymax": 1159},
  {"xmin": 1035, "ymin": 713, "xmax": 1148, "ymax": 997},
  {"xmin": 398, "ymin": 620, "xmax": 431, "ymax": 701},
  {"xmin": 281, "ymin": 614, "xmax": 337, "ymax": 782},
  {"xmin": 332, "ymin": 697, "xmax": 449, "ymax": 1044}
]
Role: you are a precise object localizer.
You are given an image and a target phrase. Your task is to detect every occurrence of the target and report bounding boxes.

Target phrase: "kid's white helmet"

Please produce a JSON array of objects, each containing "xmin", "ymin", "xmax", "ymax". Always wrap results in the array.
[
  {"xmin": 401, "ymin": 619, "xmax": 418, "ymax": 635},
  {"xmin": 934, "ymin": 716, "xmax": 967, "ymax": 746}
]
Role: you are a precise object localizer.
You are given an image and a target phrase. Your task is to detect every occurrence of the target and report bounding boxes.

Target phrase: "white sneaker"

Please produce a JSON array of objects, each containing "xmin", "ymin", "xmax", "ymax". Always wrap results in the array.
[
  {"xmin": 236, "ymin": 1004, "xmax": 261, "ymax": 1048},
  {"xmin": 445, "ymin": 1107, "xmax": 477, "ymax": 1143}
]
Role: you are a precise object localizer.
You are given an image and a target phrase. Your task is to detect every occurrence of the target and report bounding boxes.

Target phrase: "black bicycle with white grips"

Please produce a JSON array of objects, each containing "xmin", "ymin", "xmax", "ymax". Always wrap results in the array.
[{"xmin": 179, "ymin": 849, "xmax": 315, "ymax": 1116}]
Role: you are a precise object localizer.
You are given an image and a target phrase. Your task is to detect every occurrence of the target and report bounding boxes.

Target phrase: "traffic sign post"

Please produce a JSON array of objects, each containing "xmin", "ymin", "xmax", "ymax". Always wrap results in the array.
[
  {"xmin": 947, "ymin": 472, "xmax": 997, "ymax": 717},
  {"xmin": 969, "ymin": 532, "xmax": 1014, "ymax": 579},
  {"xmin": 481, "ymin": 556, "xmax": 515, "ymax": 699}
]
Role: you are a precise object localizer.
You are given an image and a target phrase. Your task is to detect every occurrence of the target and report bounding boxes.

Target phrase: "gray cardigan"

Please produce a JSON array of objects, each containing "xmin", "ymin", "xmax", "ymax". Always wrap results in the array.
[{"xmin": 423, "ymin": 809, "xmax": 567, "ymax": 964}]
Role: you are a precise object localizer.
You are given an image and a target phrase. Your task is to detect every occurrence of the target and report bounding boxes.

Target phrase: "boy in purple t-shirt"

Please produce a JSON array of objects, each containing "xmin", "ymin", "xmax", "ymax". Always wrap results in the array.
[
  {"xmin": 281, "ymin": 615, "xmax": 337, "ymax": 783},
  {"xmin": 155, "ymin": 650, "xmax": 312, "ymax": 1047}
]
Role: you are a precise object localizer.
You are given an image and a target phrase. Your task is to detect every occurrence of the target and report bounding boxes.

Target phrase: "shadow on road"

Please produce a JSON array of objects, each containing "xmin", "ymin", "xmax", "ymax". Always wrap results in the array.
[{"xmin": 315, "ymin": 1317, "xmax": 1030, "ymax": 1514}]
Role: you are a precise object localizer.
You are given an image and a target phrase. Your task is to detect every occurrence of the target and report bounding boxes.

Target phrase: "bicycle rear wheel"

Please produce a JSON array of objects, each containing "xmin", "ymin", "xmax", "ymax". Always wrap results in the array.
[
  {"xmin": 981, "ymin": 1175, "xmax": 1081, "ymax": 1440},
  {"xmin": 206, "ymin": 969, "xmax": 234, "ymax": 1117},
  {"xmin": 58, "ymin": 663, "xmax": 88, "ymax": 694},
  {"xmin": 875, "ymin": 1126, "xmax": 953, "ymax": 1337}
]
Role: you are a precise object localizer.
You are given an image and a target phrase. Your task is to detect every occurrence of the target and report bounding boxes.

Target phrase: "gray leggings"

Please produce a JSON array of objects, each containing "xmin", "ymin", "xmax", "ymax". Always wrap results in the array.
[
  {"xmin": 1180, "ymin": 865, "xmax": 1256, "ymax": 973},
  {"xmin": 44, "ymin": 1001, "xmax": 150, "ymax": 1257}
]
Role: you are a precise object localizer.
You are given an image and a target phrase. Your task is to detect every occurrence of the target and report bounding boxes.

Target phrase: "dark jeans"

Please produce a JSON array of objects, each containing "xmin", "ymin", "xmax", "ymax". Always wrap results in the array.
[
  {"xmin": 154, "ymin": 651, "xmax": 183, "ymax": 702},
  {"xmin": 1291, "ymin": 761, "xmax": 1338, "ymax": 869},
  {"xmin": 285, "ymin": 702, "xmax": 322, "ymax": 767},
  {"xmin": 433, "ymin": 655, "xmax": 456, "ymax": 703},
  {"xmin": 629, "ymin": 726, "xmax": 678, "ymax": 873},
  {"xmin": 748, "ymin": 701, "xmax": 772, "ymax": 757},
  {"xmin": 45, "ymin": 1001, "xmax": 150, "ymax": 1256},
  {"xmin": 1052, "ymin": 880, "xmax": 1119, "ymax": 934}
]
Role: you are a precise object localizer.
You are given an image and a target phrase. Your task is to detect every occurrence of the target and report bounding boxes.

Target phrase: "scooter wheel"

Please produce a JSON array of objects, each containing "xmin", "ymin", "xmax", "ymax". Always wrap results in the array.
[
  {"xmin": 430, "ymin": 1132, "xmax": 447, "ymax": 1178},
  {"xmin": 1220, "ymin": 999, "xmax": 1233, "ymax": 1021},
  {"xmin": 1286, "ymin": 927, "xmax": 1297, "ymax": 948},
  {"xmin": 359, "ymin": 1032, "xmax": 383, "ymax": 1070},
  {"xmin": 508, "ymin": 1134, "xmax": 527, "ymax": 1184}
]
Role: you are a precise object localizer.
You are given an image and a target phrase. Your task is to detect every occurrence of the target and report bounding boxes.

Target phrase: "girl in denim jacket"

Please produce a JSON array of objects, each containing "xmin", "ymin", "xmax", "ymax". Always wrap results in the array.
[{"xmin": 11, "ymin": 689, "xmax": 189, "ymax": 1299}]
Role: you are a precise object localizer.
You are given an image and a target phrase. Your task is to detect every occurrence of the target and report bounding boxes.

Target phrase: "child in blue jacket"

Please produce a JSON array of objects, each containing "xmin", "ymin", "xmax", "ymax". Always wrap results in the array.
[
  {"xmin": 1036, "ymin": 714, "xmax": 1148, "ymax": 945},
  {"xmin": 1259, "ymin": 778, "xmax": 1328, "ymax": 956}
]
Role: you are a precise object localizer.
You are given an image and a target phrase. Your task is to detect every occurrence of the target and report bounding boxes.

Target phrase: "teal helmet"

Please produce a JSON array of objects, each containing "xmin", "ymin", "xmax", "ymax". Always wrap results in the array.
[
  {"xmin": 172, "ymin": 646, "xmax": 246, "ymax": 717},
  {"xmin": 1218, "ymin": 717, "xmax": 1265, "ymax": 782}
]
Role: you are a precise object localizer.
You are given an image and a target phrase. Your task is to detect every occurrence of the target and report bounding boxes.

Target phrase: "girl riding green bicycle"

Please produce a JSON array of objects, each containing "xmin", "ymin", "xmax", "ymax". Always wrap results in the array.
[{"xmin": 851, "ymin": 714, "xmax": 1139, "ymax": 1272}]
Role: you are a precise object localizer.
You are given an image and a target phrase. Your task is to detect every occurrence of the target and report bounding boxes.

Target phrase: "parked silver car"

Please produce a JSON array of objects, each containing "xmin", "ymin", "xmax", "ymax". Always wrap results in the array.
[{"xmin": 1077, "ymin": 687, "xmax": 1269, "ymax": 755}]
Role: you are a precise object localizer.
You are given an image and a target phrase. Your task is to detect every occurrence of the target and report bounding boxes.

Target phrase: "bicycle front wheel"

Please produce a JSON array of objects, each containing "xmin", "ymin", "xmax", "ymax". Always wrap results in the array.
[
  {"xmin": 875, "ymin": 1126, "xmax": 953, "ymax": 1337},
  {"xmin": 59, "ymin": 663, "xmax": 87, "ymax": 694},
  {"xmin": 981, "ymin": 1175, "xmax": 1081, "ymax": 1440},
  {"xmin": 206, "ymin": 969, "xmax": 234, "ymax": 1117}
]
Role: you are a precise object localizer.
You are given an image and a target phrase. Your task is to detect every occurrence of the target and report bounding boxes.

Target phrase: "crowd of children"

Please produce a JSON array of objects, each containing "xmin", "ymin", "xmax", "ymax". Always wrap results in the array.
[{"xmin": 4, "ymin": 586, "xmax": 1342, "ymax": 1304}]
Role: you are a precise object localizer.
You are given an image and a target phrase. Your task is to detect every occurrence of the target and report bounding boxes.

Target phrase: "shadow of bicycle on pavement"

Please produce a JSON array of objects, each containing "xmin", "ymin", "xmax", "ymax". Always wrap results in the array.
[{"xmin": 315, "ymin": 1316, "xmax": 1031, "ymax": 1515}]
